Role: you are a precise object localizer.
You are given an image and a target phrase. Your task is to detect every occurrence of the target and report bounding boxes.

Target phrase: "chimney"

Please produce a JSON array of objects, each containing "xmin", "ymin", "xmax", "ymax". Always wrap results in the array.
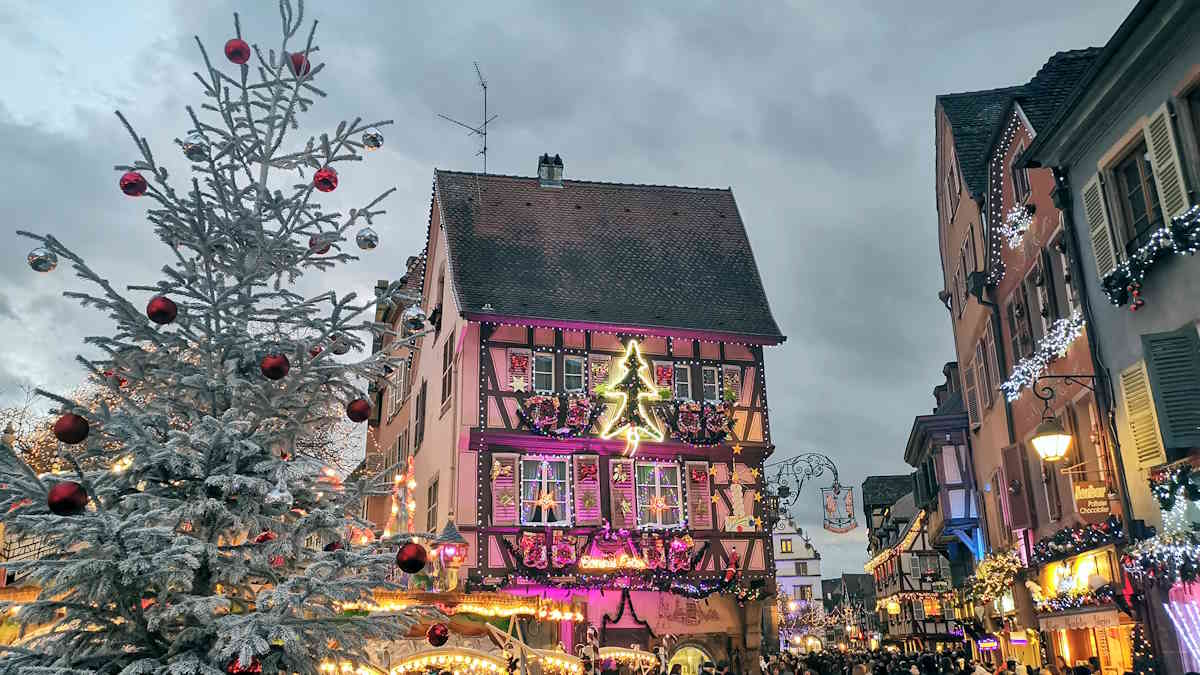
[{"xmin": 538, "ymin": 153, "xmax": 563, "ymax": 188}]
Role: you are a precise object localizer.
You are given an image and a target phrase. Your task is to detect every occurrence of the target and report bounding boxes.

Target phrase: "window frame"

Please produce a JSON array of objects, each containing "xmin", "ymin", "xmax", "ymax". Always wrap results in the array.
[
  {"xmin": 426, "ymin": 475, "xmax": 439, "ymax": 532},
  {"xmin": 387, "ymin": 358, "xmax": 408, "ymax": 420},
  {"xmin": 564, "ymin": 355, "xmax": 586, "ymax": 393},
  {"xmin": 413, "ymin": 381, "xmax": 427, "ymax": 452},
  {"xmin": 780, "ymin": 538, "xmax": 793, "ymax": 554},
  {"xmin": 1112, "ymin": 141, "xmax": 1164, "ymax": 256},
  {"xmin": 701, "ymin": 366, "xmax": 721, "ymax": 402},
  {"xmin": 532, "ymin": 352, "xmax": 555, "ymax": 393},
  {"xmin": 440, "ymin": 329, "xmax": 454, "ymax": 408},
  {"xmin": 634, "ymin": 460, "xmax": 684, "ymax": 528},
  {"xmin": 673, "ymin": 363, "xmax": 692, "ymax": 400},
  {"xmin": 1047, "ymin": 224, "xmax": 1080, "ymax": 320},
  {"xmin": 1011, "ymin": 140, "xmax": 1031, "ymax": 203},
  {"xmin": 519, "ymin": 456, "xmax": 571, "ymax": 526}
]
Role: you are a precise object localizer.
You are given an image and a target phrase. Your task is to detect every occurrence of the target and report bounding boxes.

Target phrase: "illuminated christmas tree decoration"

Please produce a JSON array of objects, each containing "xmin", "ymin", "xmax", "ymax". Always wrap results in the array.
[{"xmin": 599, "ymin": 339, "xmax": 664, "ymax": 455}]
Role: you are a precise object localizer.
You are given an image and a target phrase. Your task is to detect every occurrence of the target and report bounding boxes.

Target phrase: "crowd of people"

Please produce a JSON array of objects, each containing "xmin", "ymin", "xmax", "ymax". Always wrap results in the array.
[{"xmin": 758, "ymin": 650, "xmax": 1142, "ymax": 675}]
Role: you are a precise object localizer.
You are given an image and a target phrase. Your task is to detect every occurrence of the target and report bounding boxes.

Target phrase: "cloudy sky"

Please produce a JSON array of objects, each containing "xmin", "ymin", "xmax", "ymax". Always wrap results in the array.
[{"xmin": 0, "ymin": 1, "xmax": 1132, "ymax": 576}]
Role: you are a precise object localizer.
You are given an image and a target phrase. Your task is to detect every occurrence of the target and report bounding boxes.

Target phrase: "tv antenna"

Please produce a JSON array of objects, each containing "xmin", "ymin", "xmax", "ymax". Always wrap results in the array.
[{"xmin": 438, "ymin": 62, "xmax": 498, "ymax": 174}]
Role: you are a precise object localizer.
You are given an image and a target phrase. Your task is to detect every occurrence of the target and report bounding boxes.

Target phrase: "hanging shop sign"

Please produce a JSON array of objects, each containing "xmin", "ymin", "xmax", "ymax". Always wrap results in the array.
[{"xmin": 1073, "ymin": 482, "xmax": 1112, "ymax": 524}]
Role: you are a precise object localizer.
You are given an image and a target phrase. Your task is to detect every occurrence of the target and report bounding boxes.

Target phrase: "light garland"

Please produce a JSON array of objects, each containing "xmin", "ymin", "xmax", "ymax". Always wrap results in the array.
[
  {"xmin": 1030, "ymin": 515, "xmax": 1123, "ymax": 565},
  {"xmin": 341, "ymin": 591, "xmax": 584, "ymax": 622},
  {"xmin": 965, "ymin": 549, "xmax": 1020, "ymax": 605},
  {"xmin": 864, "ymin": 510, "xmax": 926, "ymax": 573},
  {"xmin": 999, "ymin": 206, "xmax": 1032, "ymax": 249},
  {"xmin": 1034, "ymin": 585, "xmax": 1115, "ymax": 613},
  {"xmin": 1124, "ymin": 469, "xmax": 1200, "ymax": 585},
  {"xmin": 597, "ymin": 647, "xmax": 657, "ymax": 668},
  {"xmin": 875, "ymin": 591, "xmax": 955, "ymax": 611},
  {"xmin": 1000, "ymin": 310, "xmax": 1085, "ymax": 401},
  {"xmin": 599, "ymin": 339, "xmax": 665, "ymax": 456},
  {"xmin": 1100, "ymin": 204, "xmax": 1200, "ymax": 306}
]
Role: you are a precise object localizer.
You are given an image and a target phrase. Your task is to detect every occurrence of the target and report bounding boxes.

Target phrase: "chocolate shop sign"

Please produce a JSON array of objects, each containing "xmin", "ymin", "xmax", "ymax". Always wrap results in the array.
[{"xmin": 1073, "ymin": 482, "xmax": 1111, "ymax": 524}]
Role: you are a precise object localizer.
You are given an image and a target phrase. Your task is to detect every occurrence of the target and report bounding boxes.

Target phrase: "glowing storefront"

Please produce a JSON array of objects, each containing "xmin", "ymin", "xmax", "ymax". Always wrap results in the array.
[{"xmin": 1034, "ymin": 546, "xmax": 1133, "ymax": 675}]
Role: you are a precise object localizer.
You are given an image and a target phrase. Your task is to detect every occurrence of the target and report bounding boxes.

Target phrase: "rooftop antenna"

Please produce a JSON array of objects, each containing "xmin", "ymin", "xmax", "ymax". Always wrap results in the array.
[{"xmin": 438, "ymin": 62, "xmax": 497, "ymax": 174}]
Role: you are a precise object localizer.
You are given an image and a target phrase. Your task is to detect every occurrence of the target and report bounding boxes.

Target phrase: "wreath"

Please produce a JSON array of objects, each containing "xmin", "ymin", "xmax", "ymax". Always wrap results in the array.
[
  {"xmin": 517, "ymin": 394, "xmax": 602, "ymax": 439},
  {"xmin": 663, "ymin": 400, "xmax": 734, "ymax": 446}
]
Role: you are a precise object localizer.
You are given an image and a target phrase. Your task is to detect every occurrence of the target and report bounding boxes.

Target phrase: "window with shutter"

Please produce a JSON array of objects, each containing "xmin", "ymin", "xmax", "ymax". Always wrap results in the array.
[
  {"xmin": 1022, "ymin": 272, "xmax": 1045, "ymax": 344},
  {"xmin": 1145, "ymin": 102, "xmax": 1193, "ymax": 219},
  {"xmin": 913, "ymin": 598, "xmax": 925, "ymax": 621},
  {"xmin": 1001, "ymin": 445, "xmax": 1034, "ymax": 530},
  {"xmin": 1082, "ymin": 174, "xmax": 1118, "ymax": 279},
  {"xmin": 964, "ymin": 361, "xmax": 980, "ymax": 429},
  {"xmin": 984, "ymin": 320, "xmax": 1001, "ymax": 394},
  {"xmin": 1005, "ymin": 300, "xmax": 1022, "ymax": 375},
  {"xmin": 1119, "ymin": 362, "xmax": 1165, "ymax": 469},
  {"xmin": 1142, "ymin": 325, "xmax": 1200, "ymax": 452},
  {"xmin": 976, "ymin": 341, "xmax": 992, "ymax": 409}
]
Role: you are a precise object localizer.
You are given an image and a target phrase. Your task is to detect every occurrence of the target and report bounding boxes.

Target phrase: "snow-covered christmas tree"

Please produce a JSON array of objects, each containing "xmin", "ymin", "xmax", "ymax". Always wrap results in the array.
[{"xmin": 0, "ymin": 2, "xmax": 432, "ymax": 672}]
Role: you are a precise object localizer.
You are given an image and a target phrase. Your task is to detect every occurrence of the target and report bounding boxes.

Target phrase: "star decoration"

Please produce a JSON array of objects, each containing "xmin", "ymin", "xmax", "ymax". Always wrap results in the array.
[
  {"xmin": 753, "ymin": 491, "xmax": 762, "ymax": 502},
  {"xmin": 708, "ymin": 465, "xmax": 718, "ymax": 478},
  {"xmin": 510, "ymin": 376, "xmax": 528, "ymax": 392},
  {"xmin": 711, "ymin": 494, "xmax": 720, "ymax": 504},
  {"xmin": 534, "ymin": 491, "xmax": 557, "ymax": 511},
  {"xmin": 750, "ymin": 468, "xmax": 760, "ymax": 479},
  {"xmin": 732, "ymin": 444, "xmax": 743, "ymax": 455},
  {"xmin": 730, "ymin": 470, "xmax": 741, "ymax": 484},
  {"xmin": 754, "ymin": 517, "xmax": 763, "ymax": 528}
]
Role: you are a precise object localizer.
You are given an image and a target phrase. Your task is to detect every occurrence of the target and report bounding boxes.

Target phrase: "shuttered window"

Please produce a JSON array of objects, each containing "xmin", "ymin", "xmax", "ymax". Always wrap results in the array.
[
  {"xmin": 1119, "ymin": 362, "xmax": 1165, "ymax": 469},
  {"xmin": 1082, "ymin": 174, "xmax": 1118, "ymax": 279},
  {"xmin": 1145, "ymin": 102, "xmax": 1192, "ymax": 220},
  {"xmin": 984, "ymin": 320, "xmax": 1001, "ymax": 399},
  {"xmin": 1022, "ymin": 270, "xmax": 1045, "ymax": 344},
  {"xmin": 975, "ymin": 340, "xmax": 993, "ymax": 409},
  {"xmin": 1002, "ymin": 445, "xmax": 1034, "ymax": 530},
  {"xmin": 1142, "ymin": 325, "xmax": 1200, "ymax": 452},
  {"xmin": 964, "ymin": 361, "xmax": 980, "ymax": 429}
]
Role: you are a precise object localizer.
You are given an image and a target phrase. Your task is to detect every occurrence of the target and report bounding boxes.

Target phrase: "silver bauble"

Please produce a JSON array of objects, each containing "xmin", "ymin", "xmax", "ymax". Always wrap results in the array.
[
  {"xmin": 362, "ymin": 129, "xmax": 384, "ymax": 151},
  {"xmin": 264, "ymin": 477, "xmax": 293, "ymax": 507},
  {"xmin": 181, "ymin": 131, "xmax": 209, "ymax": 161},
  {"xmin": 355, "ymin": 226, "xmax": 379, "ymax": 250},
  {"xmin": 329, "ymin": 334, "xmax": 352, "ymax": 355},
  {"xmin": 27, "ymin": 247, "xmax": 58, "ymax": 273},
  {"xmin": 402, "ymin": 305, "xmax": 427, "ymax": 333}
]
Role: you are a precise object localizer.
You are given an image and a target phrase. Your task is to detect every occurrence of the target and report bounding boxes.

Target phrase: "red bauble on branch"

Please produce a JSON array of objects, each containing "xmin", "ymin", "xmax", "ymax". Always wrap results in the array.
[
  {"xmin": 52, "ymin": 413, "xmax": 89, "ymax": 444},
  {"xmin": 307, "ymin": 235, "xmax": 331, "ymax": 254},
  {"xmin": 313, "ymin": 167, "xmax": 338, "ymax": 192},
  {"xmin": 224, "ymin": 38, "xmax": 251, "ymax": 65},
  {"xmin": 345, "ymin": 398, "xmax": 371, "ymax": 423},
  {"xmin": 47, "ymin": 481, "xmax": 89, "ymax": 516},
  {"xmin": 323, "ymin": 540, "xmax": 343, "ymax": 552},
  {"xmin": 426, "ymin": 622, "xmax": 450, "ymax": 647},
  {"xmin": 288, "ymin": 52, "xmax": 311, "ymax": 76},
  {"xmin": 146, "ymin": 295, "xmax": 178, "ymax": 324},
  {"xmin": 253, "ymin": 531, "xmax": 277, "ymax": 544},
  {"xmin": 226, "ymin": 657, "xmax": 262, "ymax": 673},
  {"xmin": 396, "ymin": 541, "xmax": 428, "ymax": 574},
  {"xmin": 119, "ymin": 171, "xmax": 148, "ymax": 197},
  {"xmin": 260, "ymin": 354, "xmax": 290, "ymax": 380}
]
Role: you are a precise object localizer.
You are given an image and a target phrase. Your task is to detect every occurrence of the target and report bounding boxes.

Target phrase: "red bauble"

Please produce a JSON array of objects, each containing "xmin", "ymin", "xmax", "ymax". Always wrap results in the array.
[
  {"xmin": 396, "ymin": 541, "xmax": 428, "ymax": 574},
  {"xmin": 289, "ymin": 52, "xmax": 311, "ymax": 76},
  {"xmin": 345, "ymin": 398, "xmax": 371, "ymax": 423},
  {"xmin": 270, "ymin": 555, "xmax": 285, "ymax": 568},
  {"xmin": 313, "ymin": 167, "xmax": 338, "ymax": 192},
  {"xmin": 226, "ymin": 657, "xmax": 262, "ymax": 673},
  {"xmin": 146, "ymin": 295, "xmax": 178, "ymax": 324},
  {"xmin": 52, "ymin": 413, "xmax": 89, "ymax": 444},
  {"xmin": 323, "ymin": 540, "xmax": 343, "ymax": 552},
  {"xmin": 426, "ymin": 622, "xmax": 450, "ymax": 647},
  {"xmin": 254, "ymin": 531, "xmax": 276, "ymax": 544},
  {"xmin": 119, "ymin": 171, "xmax": 148, "ymax": 197},
  {"xmin": 224, "ymin": 38, "xmax": 251, "ymax": 65},
  {"xmin": 260, "ymin": 353, "xmax": 290, "ymax": 380},
  {"xmin": 102, "ymin": 370, "xmax": 128, "ymax": 387},
  {"xmin": 309, "ymin": 344, "xmax": 323, "ymax": 358},
  {"xmin": 47, "ymin": 481, "xmax": 89, "ymax": 516},
  {"xmin": 308, "ymin": 235, "xmax": 331, "ymax": 254}
]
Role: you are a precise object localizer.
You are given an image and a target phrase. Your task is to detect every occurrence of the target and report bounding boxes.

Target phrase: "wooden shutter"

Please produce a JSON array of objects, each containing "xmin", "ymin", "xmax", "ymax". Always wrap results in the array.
[
  {"xmin": 1006, "ymin": 300, "xmax": 1022, "ymax": 374},
  {"xmin": 964, "ymin": 361, "xmax": 980, "ymax": 428},
  {"xmin": 1142, "ymin": 326, "xmax": 1200, "ymax": 449},
  {"xmin": 685, "ymin": 461, "xmax": 714, "ymax": 530},
  {"xmin": 1145, "ymin": 102, "xmax": 1192, "ymax": 219},
  {"xmin": 913, "ymin": 598, "xmax": 925, "ymax": 621},
  {"xmin": 1001, "ymin": 445, "xmax": 1034, "ymax": 530},
  {"xmin": 609, "ymin": 458, "xmax": 636, "ymax": 528},
  {"xmin": 574, "ymin": 455, "xmax": 602, "ymax": 525},
  {"xmin": 975, "ymin": 341, "xmax": 992, "ymax": 409},
  {"xmin": 1119, "ymin": 361, "xmax": 1166, "ymax": 469},
  {"xmin": 984, "ymin": 320, "xmax": 1000, "ymax": 398},
  {"xmin": 490, "ymin": 454, "xmax": 520, "ymax": 526},
  {"xmin": 1082, "ymin": 174, "xmax": 1118, "ymax": 278}
]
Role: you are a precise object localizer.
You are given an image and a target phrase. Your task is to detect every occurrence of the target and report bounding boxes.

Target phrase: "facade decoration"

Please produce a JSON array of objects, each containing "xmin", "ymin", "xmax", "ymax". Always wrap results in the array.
[
  {"xmin": 1100, "ymin": 205, "xmax": 1200, "ymax": 307},
  {"xmin": 1000, "ymin": 311, "xmax": 1086, "ymax": 401}
]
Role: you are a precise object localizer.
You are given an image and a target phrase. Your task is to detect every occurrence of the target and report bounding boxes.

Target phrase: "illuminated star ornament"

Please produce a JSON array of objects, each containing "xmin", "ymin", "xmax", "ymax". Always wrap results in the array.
[
  {"xmin": 600, "ymin": 339, "xmax": 665, "ymax": 456},
  {"xmin": 732, "ymin": 444, "xmax": 743, "ymax": 456}
]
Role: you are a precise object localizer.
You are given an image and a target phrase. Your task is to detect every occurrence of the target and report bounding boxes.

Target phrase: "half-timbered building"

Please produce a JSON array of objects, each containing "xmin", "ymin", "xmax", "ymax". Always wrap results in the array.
[
  {"xmin": 388, "ymin": 155, "xmax": 785, "ymax": 672},
  {"xmin": 864, "ymin": 486, "xmax": 959, "ymax": 654}
]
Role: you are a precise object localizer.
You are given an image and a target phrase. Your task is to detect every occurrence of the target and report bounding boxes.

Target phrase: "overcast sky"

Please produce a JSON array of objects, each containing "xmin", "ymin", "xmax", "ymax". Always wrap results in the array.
[{"xmin": 0, "ymin": 1, "xmax": 1133, "ymax": 577}]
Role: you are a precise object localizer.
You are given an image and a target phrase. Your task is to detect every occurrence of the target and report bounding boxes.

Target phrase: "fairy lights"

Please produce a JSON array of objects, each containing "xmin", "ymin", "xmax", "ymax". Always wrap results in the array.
[
  {"xmin": 1125, "ymin": 464, "xmax": 1200, "ymax": 585},
  {"xmin": 599, "ymin": 339, "xmax": 665, "ymax": 456},
  {"xmin": 999, "ymin": 206, "xmax": 1032, "ymax": 249},
  {"xmin": 342, "ymin": 591, "xmax": 584, "ymax": 622},
  {"xmin": 1000, "ymin": 310, "xmax": 1086, "ymax": 401},
  {"xmin": 578, "ymin": 553, "xmax": 648, "ymax": 571},
  {"xmin": 965, "ymin": 549, "xmax": 1021, "ymax": 605},
  {"xmin": 864, "ymin": 510, "xmax": 926, "ymax": 573},
  {"xmin": 597, "ymin": 646, "xmax": 657, "ymax": 668},
  {"xmin": 1100, "ymin": 204, "xmax": 1200, "ymax": 306}
]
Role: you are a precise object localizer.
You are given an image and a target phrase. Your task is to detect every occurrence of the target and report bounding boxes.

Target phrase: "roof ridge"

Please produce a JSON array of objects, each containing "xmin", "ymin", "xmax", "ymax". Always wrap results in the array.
[
  {"xmin": 434, "ymin": 168, "xmax": 732, "ymax": 193},
  {"xmin": 935, "ymin": 84, "xmax": 1024, "ymax": 101}
]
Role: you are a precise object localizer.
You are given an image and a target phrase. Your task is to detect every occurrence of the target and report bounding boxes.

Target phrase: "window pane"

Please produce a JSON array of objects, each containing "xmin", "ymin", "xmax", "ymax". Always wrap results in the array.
[
  {"xmin": 702, "ymin": 368, "xmax": 719, "ymax": 401},
  {"xmin": 674, "ymin": 366, "xmax": 691, "ymax": 399},
  {"xmin": 534, "ymin": 354, "xmax": 554, "ymax": 392},
  {"xmin": 564, "ymin": 357, "xmax": 584, "ymax": 392}
]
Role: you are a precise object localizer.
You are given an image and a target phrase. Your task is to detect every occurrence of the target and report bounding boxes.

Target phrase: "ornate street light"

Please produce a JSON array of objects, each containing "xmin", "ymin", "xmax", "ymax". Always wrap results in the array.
[
  {"xmin": 1029, "ymin": 375, "xmax": 1096, "ymax": 462},
  {"xmin": 764, "ymin": 452, "xmax": 856, "ymax": 533}
]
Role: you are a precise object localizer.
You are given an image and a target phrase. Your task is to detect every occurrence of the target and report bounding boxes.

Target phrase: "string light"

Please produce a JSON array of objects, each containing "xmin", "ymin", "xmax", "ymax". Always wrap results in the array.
[
  {"xmin": 965, "ymin": 549, "xmax": 1021, "ymax": 605},
  {"xmin": 1030, "ymin": 515, "xmax": 1123, "ymax": 565},
  {"xmin": 1000, "ymin": 310, "xmax": 1086, "ymax": 401},
  {"xmin": 998, "ymin": 205, "xmax": 1032, "ymax": 249},
  {"xmin": 598, "ymin": 339, "xmax": 665, "ymax": 456},
  {"xmin": 864, "ymin": 510, "xmax": 926, "ymax": 573},
  {"xmin": 1100, "ymin": 204, "xmax": 1200, "ymax": 306}
]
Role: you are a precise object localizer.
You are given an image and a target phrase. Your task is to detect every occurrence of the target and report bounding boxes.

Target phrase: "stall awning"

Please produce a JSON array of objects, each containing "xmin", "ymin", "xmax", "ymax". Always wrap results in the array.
[{"xmin": 1038, "ymin": 608, "xmax": 1124, "ymax": 631}]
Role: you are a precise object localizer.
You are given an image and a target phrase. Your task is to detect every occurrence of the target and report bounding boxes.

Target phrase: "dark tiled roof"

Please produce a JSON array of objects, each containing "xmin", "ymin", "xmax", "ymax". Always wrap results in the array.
[
  {"xmin": 1016, "ymin": 48, "xmax": 1104, "ymax": 131},
  {"xmin": 937, "ymin": 86, "xmax": 1023, "ymax": 197},
  {"xmin": 934, "ymin": 389, "xmax": 963, "ymax": 415},
  {"xmin": 434, "ymin": 170, "xmax": 784, "ymax": 341},
  {"xmin": 841, "ymin": 573, "xmax": 876, "ymax": 600},
  {"xmin": 861, "ymin": 474, "xmax": 914, "ymax": 508}
]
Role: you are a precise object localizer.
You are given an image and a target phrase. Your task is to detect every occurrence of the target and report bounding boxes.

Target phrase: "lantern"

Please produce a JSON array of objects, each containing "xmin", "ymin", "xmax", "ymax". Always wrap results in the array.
[
  {"xmin": 434, "ymin": 518, "xmax": 469, "ymax": 591},
  {"xmin": 1031, "ymin": 416, "xmax": 1072, "ymax": 462},
  {"xmin": 886, "ymin": 599, "xmax": 901, "ymax": 616}
]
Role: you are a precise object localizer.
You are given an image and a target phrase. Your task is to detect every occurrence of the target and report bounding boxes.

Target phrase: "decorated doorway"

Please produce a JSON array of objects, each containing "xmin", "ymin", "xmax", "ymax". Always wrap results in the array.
[{"xmin": 668, "ymin": 645, "xmax": 711, "ymax": 675}]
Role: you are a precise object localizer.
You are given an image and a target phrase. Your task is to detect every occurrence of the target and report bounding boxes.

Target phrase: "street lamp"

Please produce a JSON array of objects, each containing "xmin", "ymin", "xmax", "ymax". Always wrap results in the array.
[{"xmin": 1029, "ymin": 375, "xmax": 1096, "ymax": 462}]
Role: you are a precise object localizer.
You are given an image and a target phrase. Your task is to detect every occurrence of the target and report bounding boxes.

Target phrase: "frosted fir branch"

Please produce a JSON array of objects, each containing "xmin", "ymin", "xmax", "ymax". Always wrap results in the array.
[{"xmin": 1000, "ymin": 311, "xmax": 1086, "ymax": 401}]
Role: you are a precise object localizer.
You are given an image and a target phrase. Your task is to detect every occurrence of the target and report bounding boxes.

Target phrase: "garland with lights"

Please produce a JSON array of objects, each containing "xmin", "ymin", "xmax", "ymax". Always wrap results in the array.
[
  {"xmin": 1124, "ymin": 465, "xmax": 1200, "ymax": 585},
  {"xmin": 515, "ymin": 394, "xmax": 603, "ymax": 439},
  {"xmin": 1132, "ymin": 623, "xmax": 1158, "ymax": 675},
  {"xmin": 965, "ymin": 549, "xmax": 1021, "ymax": 605},
  {"xmin": 1030, "ymin": 515, "xmax": 1123, "ymax": 565},
  {"xmin": 999, "ymin": 206, "xmax": 1033, "ymax": 250},
  {"xmin": 598, "ymin": 340, "xmax": 665, "ymax": 455},
  {"xmin": 1101, "ymin": 204, "xmax": 1200, "ymax": 307},
  {"xmin": 660, "ymin": 400, "xmax": 734, "ymax": 447},
  {"xmin": 1000, "ymin": 310, "xmax": 1085, "ymax": 401},
  {"xmin": 1034, "ymin": 584, "xmax": 1116, "ymax": 613}
]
